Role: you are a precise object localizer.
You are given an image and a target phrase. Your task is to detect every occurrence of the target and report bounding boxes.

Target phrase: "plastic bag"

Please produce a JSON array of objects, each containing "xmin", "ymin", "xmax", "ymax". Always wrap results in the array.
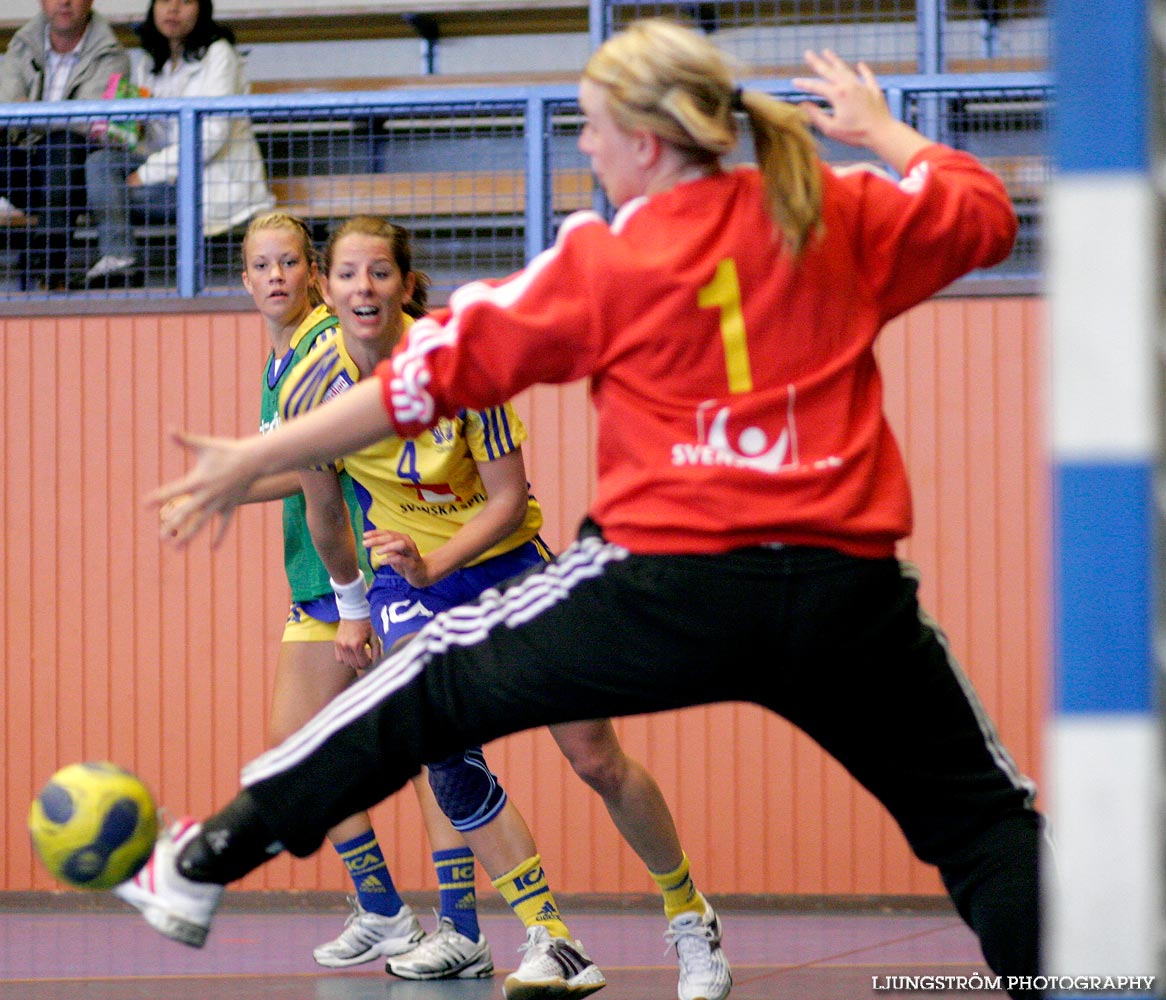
[{"xmin": 90, "ymin": 72, "xmax": 146, "ymax": 150}]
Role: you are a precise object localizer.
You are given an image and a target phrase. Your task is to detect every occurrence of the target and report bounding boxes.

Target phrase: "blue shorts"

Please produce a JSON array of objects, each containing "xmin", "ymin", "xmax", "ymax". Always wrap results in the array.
[
  {"xmin": 368, "ymin": 539, "xmax": 548, "ymax": 649},
  {"xmin": 294, "ymin": 594, "xmax": 341, "ymax": 623},
  {"xmin": 282, "ymin": 597, "xmax": 340, "ymax": 643}
]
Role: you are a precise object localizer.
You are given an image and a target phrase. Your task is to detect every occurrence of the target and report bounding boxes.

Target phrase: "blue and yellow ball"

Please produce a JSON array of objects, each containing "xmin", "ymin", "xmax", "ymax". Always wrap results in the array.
[{"xmin": 28, "ymin": 762, "xmax": 157, "ymax": 890}]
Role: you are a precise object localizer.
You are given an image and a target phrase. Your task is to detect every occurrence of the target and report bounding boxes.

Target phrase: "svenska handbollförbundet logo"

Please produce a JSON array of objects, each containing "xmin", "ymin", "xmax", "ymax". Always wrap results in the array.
[{"xmin": 671, "ymin": 393, "xmax": 842, "ymax": 475}]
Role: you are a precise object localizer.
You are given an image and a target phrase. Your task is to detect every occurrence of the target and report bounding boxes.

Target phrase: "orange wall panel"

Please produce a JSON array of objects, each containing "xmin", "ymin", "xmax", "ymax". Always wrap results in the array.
[{"xmin": 0, "ymin": 296, "xmax": 1046, "ymax": 898}]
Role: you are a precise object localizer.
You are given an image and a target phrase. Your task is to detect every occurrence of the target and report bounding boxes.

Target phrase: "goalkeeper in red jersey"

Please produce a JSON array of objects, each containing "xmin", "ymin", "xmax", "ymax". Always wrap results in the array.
[{"xmin": 133, "ymin": 21, "xmax": 1040, "ymax": 1000}]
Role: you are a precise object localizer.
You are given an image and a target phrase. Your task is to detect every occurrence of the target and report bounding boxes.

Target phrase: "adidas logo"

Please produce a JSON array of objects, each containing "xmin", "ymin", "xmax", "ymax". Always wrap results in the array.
[
  {"xmin": 455, "ymin": 891, "xmax": 476, "ymax": 910},
  {"xmin": 535, "ymin": 901, "xmax": 559, "ymax": 921},
  {"xmin": 359, "ymin": 874, "xmax": 386, "ymax": 893}
]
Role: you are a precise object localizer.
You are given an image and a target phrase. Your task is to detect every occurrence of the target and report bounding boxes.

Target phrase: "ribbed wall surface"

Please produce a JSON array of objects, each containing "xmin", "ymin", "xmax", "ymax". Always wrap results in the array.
[{"xmin": 0, "ymin": 296, "xmax": 1046, "ymax": 897}]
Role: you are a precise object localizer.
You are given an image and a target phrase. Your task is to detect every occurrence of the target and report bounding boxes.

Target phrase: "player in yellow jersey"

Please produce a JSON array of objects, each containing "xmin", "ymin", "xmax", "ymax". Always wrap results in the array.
[
  {"xmin": 280, "ymin": 216, "xmax": 729, "ymax": 999},
  {"xmin": 280, "ymin": 216, "xmax": 603, "ymax": 998},
  {"xmin": 241, "ymin": 212, "xmax": 478, "ymax": 974}
]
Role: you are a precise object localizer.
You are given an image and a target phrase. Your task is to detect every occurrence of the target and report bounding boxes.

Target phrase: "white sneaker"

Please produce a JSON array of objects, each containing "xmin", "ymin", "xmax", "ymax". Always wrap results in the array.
[
  {"xmin": 85, "ymin": 254, "xmax": 138, "ymax": 280},
  {"xmin": 387, "ymin": 915, "xmax": 494, "ymax": 980},
  {"xmin": 312, "ymin": 897, "xmax": 425, "ymax": 968},
  {"xmin": 112, "ymin": 818, "xmax": 224, "ymax": 948},
  {"xmin": 665, "ymin": 903, "xmax": 733, "ymax": 1000},
  {"xmin": 0, "ymin": 196, "xmax": 27, "ymax": 223},
  {"xmin": 503, "ymin": 924, "xmax": 606, "ymax": 999}
]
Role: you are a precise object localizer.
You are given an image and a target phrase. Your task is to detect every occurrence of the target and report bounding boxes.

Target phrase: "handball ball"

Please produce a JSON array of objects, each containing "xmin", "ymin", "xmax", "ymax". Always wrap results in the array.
[{"xmin": 28, "ymin": 762, "xmax": 158, "ymax": 890}]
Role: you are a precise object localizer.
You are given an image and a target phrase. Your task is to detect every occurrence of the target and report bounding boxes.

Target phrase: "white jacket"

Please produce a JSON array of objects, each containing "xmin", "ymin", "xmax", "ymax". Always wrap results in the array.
[{"xmin": 132, "ymin": 39, "xmax": 273, "ymax": 235}]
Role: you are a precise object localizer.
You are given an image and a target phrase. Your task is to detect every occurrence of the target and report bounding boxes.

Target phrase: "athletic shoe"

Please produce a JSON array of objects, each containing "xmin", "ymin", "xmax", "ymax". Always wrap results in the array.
[
  {"xmin": 665, "ymin": 903, "xmax": 733, "ymax": 1000},
  {"xmin": 0, "ymin": 196, "xmax": 28, "ymax": 224},
  {"xmin": 313, "ymin": 897, "xmax": 425, "ymax": 968},
  {"xmin": 387, "ymin": 915, "xmax": 494, "ymax": 980},
  {"xmin": 85, "ymin": 254, "xmax": 139, "ymax": 281},
  {"xmin": 112, "ymin": 818, "xmax": 223, "ymax": 948},
  {"xmin": 503, "ymin": 924, "xmax": 606, "ymax": 999}
]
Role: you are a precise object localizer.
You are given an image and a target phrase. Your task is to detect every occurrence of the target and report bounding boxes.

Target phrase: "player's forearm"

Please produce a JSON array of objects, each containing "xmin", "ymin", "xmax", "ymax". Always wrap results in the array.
[
  {"xmin": 424, "ymin": 497, "xmax": 527, "ymax": 583},
  {"xmin": 423, "ymin": 448, "xmax": 531, "ymax": 582},
  {"xmin": 258, "ymin": 378, "xmax": 393, "ymax": 478},
  {"xmin": 304, "ymin": 495, "xmax": 363, "ymax": 585},
  {"xmin": 242, "ymin": 471, "xmax": 302, "ymax": 504},
  {"xmin": 859, "ymin": 118, "xmax": 932, "ymax": 176}
]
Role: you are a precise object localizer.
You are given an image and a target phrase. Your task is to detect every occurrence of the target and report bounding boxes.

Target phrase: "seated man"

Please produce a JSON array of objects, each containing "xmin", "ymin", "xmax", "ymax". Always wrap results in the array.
[{"xmin": 0, "ymin": 0, "xmax": 130, "ymax": 289}]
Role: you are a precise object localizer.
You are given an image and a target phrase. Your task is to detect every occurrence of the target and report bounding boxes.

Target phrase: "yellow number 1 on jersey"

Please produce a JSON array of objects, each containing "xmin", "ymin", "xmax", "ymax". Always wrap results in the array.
[{"xmin": 698, "ymin": 257, "xmax": 752, "ymax": 394}]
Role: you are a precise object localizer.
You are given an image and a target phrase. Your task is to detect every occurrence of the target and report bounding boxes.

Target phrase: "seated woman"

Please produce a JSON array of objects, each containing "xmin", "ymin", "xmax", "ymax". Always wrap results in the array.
[{"xmin": 81, "ymin": 0, "xmax": 273, "ymax": 287}]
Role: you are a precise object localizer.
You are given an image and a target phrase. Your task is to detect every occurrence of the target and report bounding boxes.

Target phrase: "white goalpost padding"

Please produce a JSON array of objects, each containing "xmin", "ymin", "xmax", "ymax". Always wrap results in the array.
[{"xmin": 1045, "ymin": 0, "xmax": 1164, "ymax": 991}]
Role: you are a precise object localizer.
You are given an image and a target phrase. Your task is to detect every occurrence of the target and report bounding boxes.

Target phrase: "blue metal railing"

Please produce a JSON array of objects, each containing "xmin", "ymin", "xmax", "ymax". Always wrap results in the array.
[{"xmin": 0, "ymin": 69, "xmax": 1049, "ymax": 302}]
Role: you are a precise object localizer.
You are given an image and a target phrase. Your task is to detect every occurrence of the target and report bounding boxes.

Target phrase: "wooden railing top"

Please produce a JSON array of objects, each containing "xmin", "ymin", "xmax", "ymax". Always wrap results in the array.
[
  {"xmin": 268, "ymin": 168, "xmax": 594, "ymax": 220},
  {"xmin": 1, "ymin": 4, "xmax": 589, "ymax": 49},
  {"xmin": 249, "ymin": 57, "xmax": 1046, "ymax": 98}
]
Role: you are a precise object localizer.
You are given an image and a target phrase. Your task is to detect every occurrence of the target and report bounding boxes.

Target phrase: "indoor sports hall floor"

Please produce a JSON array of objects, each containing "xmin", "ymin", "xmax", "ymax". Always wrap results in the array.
[{"xmin": 0, "ymin": 897, "xmax": 1006, "ymax": 999}]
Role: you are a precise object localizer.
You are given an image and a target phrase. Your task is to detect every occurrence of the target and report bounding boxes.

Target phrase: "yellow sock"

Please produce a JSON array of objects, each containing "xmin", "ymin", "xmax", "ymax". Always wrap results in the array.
[
  {"xmin": 651, "ymin": 852, "xmax": 705, "ymax": 922},
  {"xmin": 492, "ymin": 854, "xmax": 571, "ymax": 940}
]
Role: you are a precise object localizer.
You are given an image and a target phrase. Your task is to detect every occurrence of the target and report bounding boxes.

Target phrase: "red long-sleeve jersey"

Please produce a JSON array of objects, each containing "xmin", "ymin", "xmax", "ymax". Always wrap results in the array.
[{"xmin": 381, "ymin": 145, "xmax": 1016, "ymax": 557}]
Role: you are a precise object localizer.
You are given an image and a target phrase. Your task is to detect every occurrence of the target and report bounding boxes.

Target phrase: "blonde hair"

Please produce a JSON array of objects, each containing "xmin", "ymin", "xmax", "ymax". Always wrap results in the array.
[
  {"xmin": 584, "ymin": 18, "xmax": 822, "ymax": 254},
  {"xmin": 241, "ymin": 211, "xmax": 324, "ymax": 307},
  {"xmin": 322, "ymin": 215, "xmax": 431, "ymax": 319}
]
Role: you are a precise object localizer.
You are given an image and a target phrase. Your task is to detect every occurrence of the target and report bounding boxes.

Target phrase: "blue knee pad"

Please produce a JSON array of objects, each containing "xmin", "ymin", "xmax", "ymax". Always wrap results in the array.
[{"xmin": 426, "ymin": 748, "xmax": 508, "ymax": 832}]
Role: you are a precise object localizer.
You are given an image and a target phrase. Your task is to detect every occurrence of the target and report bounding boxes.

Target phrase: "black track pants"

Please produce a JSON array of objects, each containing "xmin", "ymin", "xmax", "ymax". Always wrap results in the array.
[{"xmin": 240, "ymin": 528, "xmax": 1040, "ymax": 986}]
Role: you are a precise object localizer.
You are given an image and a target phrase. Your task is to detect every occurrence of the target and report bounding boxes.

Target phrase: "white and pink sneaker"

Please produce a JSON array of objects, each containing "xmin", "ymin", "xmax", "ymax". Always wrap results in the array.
[{"xmin": 113, "ymin": 818, "xmax": 223, "ymax": 947}]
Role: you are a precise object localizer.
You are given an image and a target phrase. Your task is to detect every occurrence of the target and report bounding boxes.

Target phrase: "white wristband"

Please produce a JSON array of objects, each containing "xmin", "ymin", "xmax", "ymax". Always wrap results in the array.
[{"xmin": 330, "ymin": 575, "xmax": 371, "ymax": 620}]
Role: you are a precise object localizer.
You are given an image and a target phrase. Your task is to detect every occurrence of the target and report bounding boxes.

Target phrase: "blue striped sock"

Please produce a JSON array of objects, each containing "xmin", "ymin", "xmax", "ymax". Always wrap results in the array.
[
  {"xmin": 434, "ymin": 847, "xmax": 480, "ymax": 940},
  {"xmin": 334, "ymin": 830, "xmax": 405, "ymax": 917}
]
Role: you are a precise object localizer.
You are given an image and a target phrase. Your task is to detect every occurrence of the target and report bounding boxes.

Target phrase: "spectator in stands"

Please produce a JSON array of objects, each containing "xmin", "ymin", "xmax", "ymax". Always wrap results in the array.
[
  {"xmin": 0, "ymin": 0, "xmax": 131, "ymax": 289},
  {"xmin": 80, "ymin": 0, "xmax": 272, "ymax": 287}
]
